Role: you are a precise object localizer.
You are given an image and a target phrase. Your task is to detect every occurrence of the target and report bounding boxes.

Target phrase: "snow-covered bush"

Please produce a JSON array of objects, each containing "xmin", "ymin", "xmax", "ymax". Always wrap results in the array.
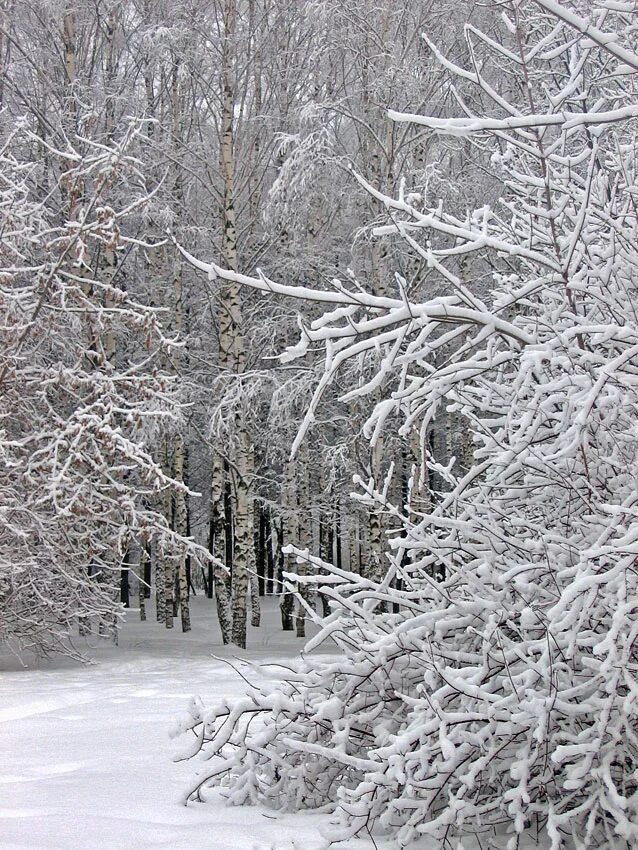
[
  {"xmin": 177, "ymin": 3, "xmax": 638, "ymax": 848},
  {"xmin": 0, "ymin": 122, "xmax": 205, "ymax": 659}
]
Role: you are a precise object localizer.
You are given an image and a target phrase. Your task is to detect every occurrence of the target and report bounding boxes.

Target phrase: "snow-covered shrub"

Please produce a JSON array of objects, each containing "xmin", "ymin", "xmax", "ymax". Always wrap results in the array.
[{"xmin": 177, "ymin": 3, "xmax": 638, "ymax": 848}]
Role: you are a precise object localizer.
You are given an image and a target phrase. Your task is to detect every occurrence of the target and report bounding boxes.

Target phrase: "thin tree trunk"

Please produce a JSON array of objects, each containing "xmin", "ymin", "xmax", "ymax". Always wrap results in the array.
[
  {"xmin": 335, "ymin": 502, "xmax": 343, "ymax": 572},
  {"xmin": 166, "ymin": 50, "xmax": 191, "ymax": 634},
  {"xmin": 223, "ymin": 465, "xmax": 233, "ymax": 574},
  {"xmin": 295, "ymin": 449, "xmax": 312, "ymax": 638},
  {"xmin": 266, "ymin": 509, "xmax": 275, "ymax": 595},
  {"xmin": 280, "ymin": 459, "xmax": 297, "ymax": 631},
  {"xmin": 367, "ymin": 439, "xmax": 386, "ymax": 584},
  {"xmin": 174, "ymin": 433, "xmax": 190, "ymax": 632},
  {"xmin": 323, "ymin": 519, "xmax": 334, "ymax": 617},
  {"xmin": 163, "ymin": 454, "xmax": 174, "ymax": 630},
  {"xmin": 139, "ymin": 545, "xmax": 150, "ymax": 622},
  {"xmin": 120, "ymin": 549, "xmax": 131, "ymax": 608}
]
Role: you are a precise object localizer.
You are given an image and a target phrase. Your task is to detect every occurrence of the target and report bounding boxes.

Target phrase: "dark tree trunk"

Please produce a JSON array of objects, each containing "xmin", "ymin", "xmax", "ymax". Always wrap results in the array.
[
  {"xmin": 139, "ymin": 543, "xmax": 151, "ymax": 622},
  {"xmin": 277, "ymin": 517, "xmax": 294, "ymax": 629},
  {"xmin": 257, "ymin": 505, "xmax": 266, "ymax": 596},
  {"xmin": 143, "ymin": 547, "xmax": 152, "ymax": 598},
  {"xmin": 120, "ymin": 549, "xmax": 131, "ymax": 608},
  {"xmin": 206, "ymin": 516, "xmax": 215, "ymax": 599},
  {"xmin": 276, "ymin": 518, "xmax": 284, "ymax": 591},
  {"xmin": 172, "ymin": 480, "xmax": 180, "ymax": 619},
  {"xmin": 173, "ymin": 570, "xmax": 179, "ymax": 619},
  {"xmin": 280, "ymin": 592, "xmax": 294, "ymax": 630},
  {"xmin": 319, "ymin": 512, "xmax": 333, "ymax": 617},
  {"xmin": 201, "ymin": 565, "xmax": 211, "ymax": 597},
  {"xmin": 335, "ymin": 504, "xmax": 343, "ymax": 572}
]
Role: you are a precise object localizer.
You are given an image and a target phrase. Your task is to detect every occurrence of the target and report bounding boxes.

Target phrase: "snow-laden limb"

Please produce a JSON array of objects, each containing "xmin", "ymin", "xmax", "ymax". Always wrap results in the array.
[
  {"xmin": 531, "ymin": 0, "xmax": 638, "ymax": 71},
  {"xmin": 388, "ymin": 104, "xmax": 638, "ymax": 134},
  {"xmin": 0, "ymin": 122, "xmax": 209, "ymax": 660},
  {"xmin": 177, "ymin": 248, "xmax": 530, "ymax": 461},
  {"xmin": 179, "ymin": 4, "xmax": 638, "ymax": 849}
]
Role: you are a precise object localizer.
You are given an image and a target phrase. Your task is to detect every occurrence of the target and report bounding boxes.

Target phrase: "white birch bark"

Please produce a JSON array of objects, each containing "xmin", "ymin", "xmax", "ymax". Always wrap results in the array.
[
  {"xmin": 155, "ymin": 542, "xmax": 165, "ymax": 624},
  {"xmin": 217, "ymin": 0, "xmax": 253, "ymax": 649},
  {"xmin": 210, "ymin": 452, "xmax": 231, "ymax": 642},
  {"xmin": 250, "ymin": 573, "xmax": 260, "ymax": 627}
]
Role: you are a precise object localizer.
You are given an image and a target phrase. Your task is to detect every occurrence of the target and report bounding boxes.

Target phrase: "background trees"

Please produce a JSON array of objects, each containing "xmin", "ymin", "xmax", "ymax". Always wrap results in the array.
[
  {"xmin": 0, "ymin": 119, "xmax": 207, "ymax": 658},
  {"xmin": 0, "ymin": 0, "xmax": 499, "ymax": 652},
  {"xmin": 176, "ymin": 2, "xmax": 638, "ymax": 848},
  {"xmin": 0, "ymin": 0, "xmax": 512, "ymax": 656},
  {"xmin": 0, "ymin": 0, "xmax": 212, "ymax": 655}
]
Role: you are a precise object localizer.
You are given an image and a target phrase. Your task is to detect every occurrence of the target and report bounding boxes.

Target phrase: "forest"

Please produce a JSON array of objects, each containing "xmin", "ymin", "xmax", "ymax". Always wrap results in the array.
[{"xmin": 1, "ymin": 0, "xmax": 638, "ymax": 849}]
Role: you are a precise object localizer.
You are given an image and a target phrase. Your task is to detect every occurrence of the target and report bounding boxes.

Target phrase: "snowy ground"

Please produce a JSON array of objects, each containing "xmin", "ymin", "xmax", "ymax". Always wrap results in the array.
[{"xmin": 0, "ymin": 596, "xmax": 385, "ymax": 850}]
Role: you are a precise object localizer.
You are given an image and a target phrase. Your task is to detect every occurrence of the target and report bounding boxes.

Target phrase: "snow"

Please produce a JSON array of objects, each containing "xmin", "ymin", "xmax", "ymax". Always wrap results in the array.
[{"xmin": 0, "ymin": 597, "xmax": 385, "ymax": 850}]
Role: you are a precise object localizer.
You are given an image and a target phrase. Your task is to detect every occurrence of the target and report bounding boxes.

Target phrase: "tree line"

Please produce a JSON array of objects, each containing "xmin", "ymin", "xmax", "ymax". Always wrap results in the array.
[{"xmin": 1, "ymin": 0, "xmax": 484, "ymax": 653}]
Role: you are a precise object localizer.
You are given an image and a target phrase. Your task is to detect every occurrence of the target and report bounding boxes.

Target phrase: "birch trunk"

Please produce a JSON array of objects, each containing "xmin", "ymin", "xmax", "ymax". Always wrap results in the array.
[
  {"xmin": 250, "ymin": 574, "xmax": 260, "ymax": 627},
  {"xmin": 210, "ymin": 452, "xmax": 231, "ymax": 643},
  {"xmin": 230, "ymin": 443, "xmax": 253, "ymax": 647},
  {"xmin": 217, "ymin": 0, "xmax": 254, "ymax": 649},
  {"xmin": 155, "ymin": 542, "xmax": 165, "ymax": 623}
]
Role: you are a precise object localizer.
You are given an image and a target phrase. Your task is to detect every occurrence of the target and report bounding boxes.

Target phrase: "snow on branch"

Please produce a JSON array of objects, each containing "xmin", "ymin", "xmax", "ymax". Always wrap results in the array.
[
  {"xmin": 532, "ymin": 0, "xmax": 638, "ymax": 71},
  {"xmin": 388, "ymin": 104, "xmax": 638, "ymax": 133}
]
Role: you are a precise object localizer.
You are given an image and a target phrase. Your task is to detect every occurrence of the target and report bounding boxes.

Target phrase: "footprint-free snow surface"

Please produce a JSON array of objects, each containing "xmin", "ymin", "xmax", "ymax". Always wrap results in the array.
[{"xmin": 0, "ymin": 597, "xmax": 379, "ymax": 850}]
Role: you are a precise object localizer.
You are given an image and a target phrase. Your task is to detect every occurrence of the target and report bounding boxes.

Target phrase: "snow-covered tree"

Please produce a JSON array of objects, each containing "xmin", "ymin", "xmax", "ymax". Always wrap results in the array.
[
  {"xmin": 176, "ymin": 3, "xmax": 638, "ymax": 848},
  {"xmin": 0, "ymin": 120, "xmax": 207, "ymax": 659}
]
